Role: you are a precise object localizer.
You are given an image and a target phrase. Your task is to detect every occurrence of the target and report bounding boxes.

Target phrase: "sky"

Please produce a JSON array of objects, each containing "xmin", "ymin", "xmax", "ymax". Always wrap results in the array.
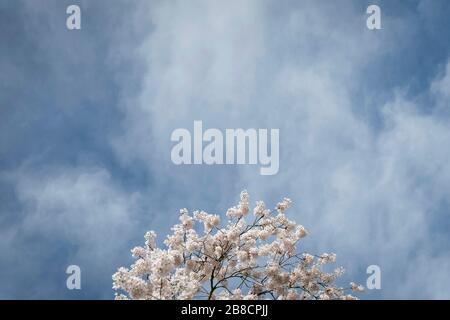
[{"xmin": 1, "ymin": 0, "xmax": 450, "ymax": 299}]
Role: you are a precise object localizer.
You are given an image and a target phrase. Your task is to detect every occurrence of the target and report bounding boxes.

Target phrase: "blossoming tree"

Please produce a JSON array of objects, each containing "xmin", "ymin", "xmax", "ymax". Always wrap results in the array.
[{"xmin": 113, "ymin": 191, "xmax": 363, "ymax": 300}]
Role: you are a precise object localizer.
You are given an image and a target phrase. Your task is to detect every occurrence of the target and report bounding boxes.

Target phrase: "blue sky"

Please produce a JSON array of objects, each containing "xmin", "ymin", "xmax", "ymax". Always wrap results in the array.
[{"xmin": 1, "ymin": 0, "xmax": 450, "ymax": 299}]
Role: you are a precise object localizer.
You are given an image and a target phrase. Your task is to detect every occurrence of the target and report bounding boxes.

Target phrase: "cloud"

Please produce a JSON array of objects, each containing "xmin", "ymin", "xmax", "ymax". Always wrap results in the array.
[
  {"xmin": 109, "ymin": 0, "xmax": 450, "ymax": 298},
  {"xmin": 0, "ymin": 166, "xmax": 142, "ymax": 298}
]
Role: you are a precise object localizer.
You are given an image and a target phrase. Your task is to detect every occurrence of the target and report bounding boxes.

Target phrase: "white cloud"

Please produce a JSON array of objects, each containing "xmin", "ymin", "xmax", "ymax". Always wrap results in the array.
[
  {"xmin": 5, "ymin": 166, "xmax": 143, "ymax": 298},
  {"xmin": 108, "ymin": 1, "xmax": 450, "ymax": 298},
  {"xmin": 17, "ymin": 167, "xmax": 140, "ymax": 258}
]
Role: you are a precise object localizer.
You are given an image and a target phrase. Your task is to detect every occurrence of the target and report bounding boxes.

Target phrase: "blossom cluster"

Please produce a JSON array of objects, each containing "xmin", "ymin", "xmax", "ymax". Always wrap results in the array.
[{"xmin": 113, "ymin": 191, "xmax": 362, "ymax": 300}]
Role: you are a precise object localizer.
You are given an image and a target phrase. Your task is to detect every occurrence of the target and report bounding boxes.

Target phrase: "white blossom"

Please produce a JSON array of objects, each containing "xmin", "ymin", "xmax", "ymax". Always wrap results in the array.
[
  {"xmin": 350, "ymin": 282, "xmax": 365, "ymax": 292},
  {"xmin": 113, "ymin": 191, "xmax": 361, "ymax": 300},
  {"xmin": 276, "ymin": 197, "xmax": 292, "ymax": 213},
  {"xmin": 144, "ymin": 231, "xmax": 156, "ymax": 250}
]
